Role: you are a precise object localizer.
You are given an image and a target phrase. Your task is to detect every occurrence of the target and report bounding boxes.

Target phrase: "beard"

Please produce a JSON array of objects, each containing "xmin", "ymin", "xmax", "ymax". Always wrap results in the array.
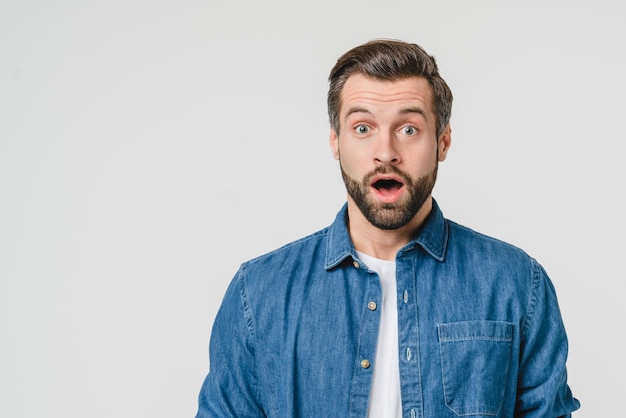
[{"xmin": 340, "ymin": 163, "xmax": 437, "ymax": 231}]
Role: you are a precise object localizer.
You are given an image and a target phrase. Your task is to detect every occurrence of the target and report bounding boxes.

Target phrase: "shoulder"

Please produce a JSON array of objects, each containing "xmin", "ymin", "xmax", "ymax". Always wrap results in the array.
[
  {"xmin": 226, "ymin": 226, "xmax": 338, "ymax": 320},
  {"xmin": 232, "ymin": 226, "xmax": 333, "ymax": 297},
  {"xmin": 444, "ymin": 219, "xmax": 541, "ymax": 277},
  {"xmin": 447, "ymin": 219, "xmax": 531, "ymax": 257}
]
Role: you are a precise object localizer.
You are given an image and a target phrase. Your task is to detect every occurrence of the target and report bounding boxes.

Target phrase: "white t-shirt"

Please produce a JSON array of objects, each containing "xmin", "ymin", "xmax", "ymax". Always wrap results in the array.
[{"xmin": 357, "ymin": 251, "xmax": 402, "ymax": 418}]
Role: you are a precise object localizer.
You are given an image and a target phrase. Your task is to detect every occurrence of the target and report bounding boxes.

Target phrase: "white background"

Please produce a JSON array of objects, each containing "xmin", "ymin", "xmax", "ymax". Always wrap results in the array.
[{"xmin": 1, "ymin": 0, "xmax": 624, "ymax": 416}]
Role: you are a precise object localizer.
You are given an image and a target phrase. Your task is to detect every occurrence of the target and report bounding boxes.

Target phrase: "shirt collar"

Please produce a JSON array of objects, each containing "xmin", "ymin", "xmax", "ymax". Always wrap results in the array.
[{"xmin": 324, "ymin": 199, "xmax": 448, "ymax": 270}]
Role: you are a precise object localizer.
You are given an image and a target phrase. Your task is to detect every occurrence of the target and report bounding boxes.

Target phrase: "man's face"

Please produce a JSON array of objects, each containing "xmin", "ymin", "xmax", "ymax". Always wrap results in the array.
[{"xmin": 329, "ymin": 74, "xmax": 451, "ymax": 230}]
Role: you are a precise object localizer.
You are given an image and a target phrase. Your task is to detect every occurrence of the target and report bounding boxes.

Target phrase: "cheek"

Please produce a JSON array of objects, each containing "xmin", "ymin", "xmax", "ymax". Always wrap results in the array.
[
  {"xmin": 339, "ymin": 145, "xmax": 367, "ymax": 169},
  {"xmin": 340, "ymin": 158, "xmax": 369, "ymax": 183},
  {"xmin": 407, "ymin": 150, "xmax": 438, "ymax": 174},
  {"xmin": 339, "ymin": 154, "xmax": 357, "ymax": 174}
]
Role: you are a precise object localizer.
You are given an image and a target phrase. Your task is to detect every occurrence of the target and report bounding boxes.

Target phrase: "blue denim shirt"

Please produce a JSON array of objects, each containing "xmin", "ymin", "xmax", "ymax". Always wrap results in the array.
[{"xmin": 196, "ymin": 201, "xmax": 580, "ymax": 417}]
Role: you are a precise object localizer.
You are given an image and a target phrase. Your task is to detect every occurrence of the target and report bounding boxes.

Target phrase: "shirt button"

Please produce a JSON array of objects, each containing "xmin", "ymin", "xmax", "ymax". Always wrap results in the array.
[
  {"xmin": 360, "ymin": 359, "xmax": 370, "ymax": 369},
  {"xmin": 353, "ymin": 260, "xmax": 360, "ymax": 269},
  {"xmin": 367, "ymin": 301, "xmax": 377, "ymax": 311}
]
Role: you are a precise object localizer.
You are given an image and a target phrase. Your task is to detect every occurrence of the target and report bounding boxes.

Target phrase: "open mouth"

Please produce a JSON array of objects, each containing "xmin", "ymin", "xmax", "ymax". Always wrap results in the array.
[
  {"xmin": 370, "ymin": 176, "xmax": 405, "ymax": 203},
  {"xmin": 373, "ymin": 179, "xmax": 403, "ymax": 195}
]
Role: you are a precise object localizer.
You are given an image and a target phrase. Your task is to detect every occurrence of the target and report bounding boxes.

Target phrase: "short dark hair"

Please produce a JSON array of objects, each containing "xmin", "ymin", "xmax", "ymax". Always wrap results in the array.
[{"xmin": 327, "ymin": 39, "xmax": 453, "ymax": 137}]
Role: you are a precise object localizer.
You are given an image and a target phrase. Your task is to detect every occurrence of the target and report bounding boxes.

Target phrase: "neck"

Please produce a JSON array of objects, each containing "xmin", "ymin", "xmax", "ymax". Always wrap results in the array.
[{"xmin": 347, "ymin": 197, "xmax": 433, "ymax": 261}]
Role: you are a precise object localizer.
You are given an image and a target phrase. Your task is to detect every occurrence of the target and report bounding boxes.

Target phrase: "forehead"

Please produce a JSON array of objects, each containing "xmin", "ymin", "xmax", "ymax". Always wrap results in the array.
[{"xmin": 340, "ymin": 74, "xmax": 434, "ymax": 116}]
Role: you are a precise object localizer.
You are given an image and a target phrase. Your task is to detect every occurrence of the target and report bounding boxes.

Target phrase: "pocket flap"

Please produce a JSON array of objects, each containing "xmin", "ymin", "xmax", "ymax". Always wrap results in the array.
[{"xmin": 438, "ymin": 320, "xmax": 514, "ymax": 343}]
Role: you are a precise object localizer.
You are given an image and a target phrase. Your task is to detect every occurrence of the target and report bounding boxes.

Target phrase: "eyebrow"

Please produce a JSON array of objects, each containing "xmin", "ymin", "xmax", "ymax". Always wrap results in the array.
[
  {"xmin": 399, "ymin": 106, "xmax": 428, "ymax": 119},
  {"xmin": 344, "ymin": 106, "xmax": 371, "ymax": 119},
  {"xmin": 344, "ymin": 106, "xmax": 429, "ymax": 120}
]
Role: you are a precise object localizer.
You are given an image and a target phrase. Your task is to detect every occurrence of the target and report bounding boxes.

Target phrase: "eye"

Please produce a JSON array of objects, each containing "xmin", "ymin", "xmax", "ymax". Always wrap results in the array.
[
  {"xmin": 401, "ymin": 126, "xmax": 418, "ymax": 135},
  {"xmin": 355, "ymin": 124, "xmax": 370, "ymax": 135}
]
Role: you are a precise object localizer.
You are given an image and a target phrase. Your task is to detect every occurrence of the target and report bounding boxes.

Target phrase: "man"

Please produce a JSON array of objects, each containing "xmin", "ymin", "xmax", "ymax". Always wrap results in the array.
[{"xmin": 196, "ymin": 39, "xmax": 580, "ymax": 417}]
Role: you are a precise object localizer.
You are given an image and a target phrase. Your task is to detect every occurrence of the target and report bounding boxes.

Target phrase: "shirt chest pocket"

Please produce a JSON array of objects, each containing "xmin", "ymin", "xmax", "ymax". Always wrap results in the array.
[{"xmin": 437, "ymin": 320, "xmax": 514, "ymax": 416}]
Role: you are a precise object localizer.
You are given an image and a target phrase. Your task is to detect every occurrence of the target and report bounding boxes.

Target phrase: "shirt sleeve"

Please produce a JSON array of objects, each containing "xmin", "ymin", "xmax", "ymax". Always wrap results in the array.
[
  {"xmin": 196, "ymin": 267, "xmax": 266, "ymax": 418},
  {"xmin": 516, "ymin": 260, "xmax": 580, "ymax": 417}
]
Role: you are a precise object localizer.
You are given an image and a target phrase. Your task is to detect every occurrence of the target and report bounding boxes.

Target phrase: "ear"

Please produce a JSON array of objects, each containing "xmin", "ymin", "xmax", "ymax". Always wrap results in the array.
[
  {"xmin": 329, "ymin": 129, "xmax": 340, "ymax": 160},
  {"xmin": 437, "ymin": 124, "xmax": 452, "ymax": 162}
]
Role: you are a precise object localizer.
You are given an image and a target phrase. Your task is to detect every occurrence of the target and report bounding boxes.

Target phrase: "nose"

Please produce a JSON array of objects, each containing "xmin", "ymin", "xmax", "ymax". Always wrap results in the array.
[{"xmin": 374, "ymin": 129, "xmax": 400, "ymax": 165}]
